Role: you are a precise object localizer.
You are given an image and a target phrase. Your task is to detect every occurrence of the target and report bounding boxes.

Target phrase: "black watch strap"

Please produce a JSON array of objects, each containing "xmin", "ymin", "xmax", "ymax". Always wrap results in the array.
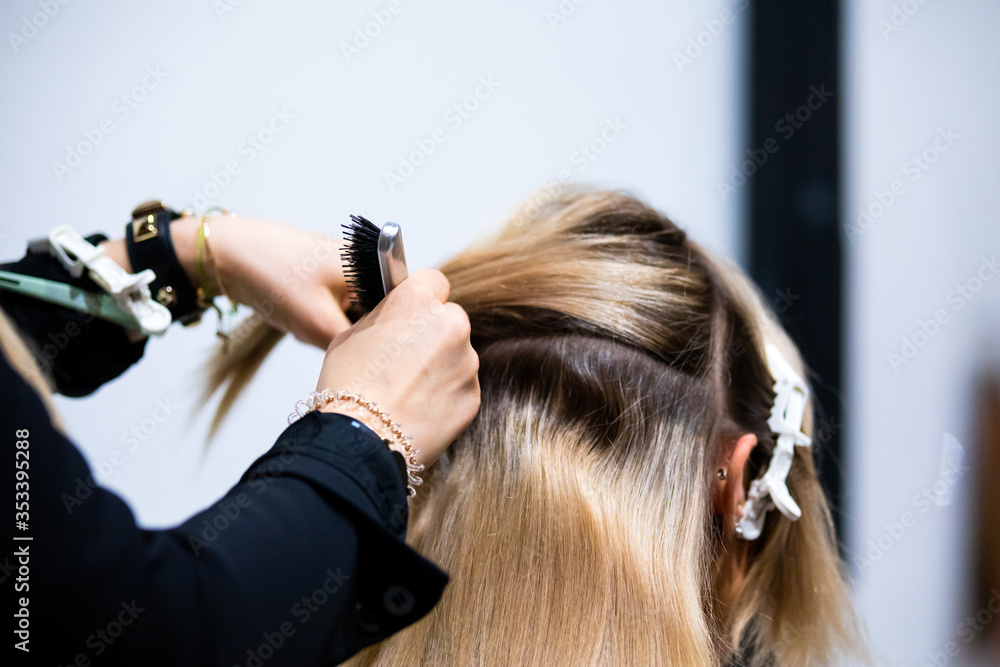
[{"xmin": 125, "ymin": 201, "xmax": 203, "ymax": 325}]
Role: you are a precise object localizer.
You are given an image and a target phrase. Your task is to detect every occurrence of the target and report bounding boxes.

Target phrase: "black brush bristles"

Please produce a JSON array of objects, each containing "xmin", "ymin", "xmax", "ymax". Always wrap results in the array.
[{"xmin": 341, "ymin": 215, "xmax": 384, "ymax": 313}]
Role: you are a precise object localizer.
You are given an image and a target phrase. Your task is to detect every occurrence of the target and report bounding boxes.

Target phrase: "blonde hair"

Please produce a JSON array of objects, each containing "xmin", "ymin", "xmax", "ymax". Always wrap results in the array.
[
  {"xmin": 343, "ymin": 188, "xmax": 866, "ymax": 666},
  {"xmin": 0, "ymin": 307, "xmax": 64, "ymax": 433}
]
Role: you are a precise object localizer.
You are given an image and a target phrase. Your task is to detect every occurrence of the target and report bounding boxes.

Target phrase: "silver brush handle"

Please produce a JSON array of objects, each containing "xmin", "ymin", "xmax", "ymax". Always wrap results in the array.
[{"xmin": 377, "ymin": 222, "xmax": 408, "ymax": 296}]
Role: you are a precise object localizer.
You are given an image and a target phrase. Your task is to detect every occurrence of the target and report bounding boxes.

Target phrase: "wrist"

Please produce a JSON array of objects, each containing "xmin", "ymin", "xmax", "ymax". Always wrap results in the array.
[
  {"xmin": 100, "ymin": 237, "xmax": 133, "ymax": 273},
  {"xmin": 293, "ymin": 389, "xmax": 424, "ymax": 496},
  {"xmin": 320, "ymin": 399, "xmax": 396, "ymax": 442},
  {"xmin": 124, "ymin": 201, "xmax": 205, "ymax": 324}
]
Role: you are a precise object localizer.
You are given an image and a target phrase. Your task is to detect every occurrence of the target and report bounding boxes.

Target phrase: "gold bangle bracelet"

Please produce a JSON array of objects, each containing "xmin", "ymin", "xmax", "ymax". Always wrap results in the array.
[
  {"xmin": 197, "ymin": 207, "xmax": 239, "ymax": 350},
  {"xmin": 194, "ymin": 215, "xmax": 215, "ymax": 309},
  {"xmin": 202, "ymin": 221, "xmax": 230, "ymax": 302}
]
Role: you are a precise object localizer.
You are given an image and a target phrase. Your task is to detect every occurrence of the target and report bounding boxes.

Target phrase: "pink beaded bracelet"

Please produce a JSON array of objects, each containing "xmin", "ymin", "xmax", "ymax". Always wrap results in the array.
[{"xmin": 288, "ymin": 389, "xmax": 425, "ymax": 496}]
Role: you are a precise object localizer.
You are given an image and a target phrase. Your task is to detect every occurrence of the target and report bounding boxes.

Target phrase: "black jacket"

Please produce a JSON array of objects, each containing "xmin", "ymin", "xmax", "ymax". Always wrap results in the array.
[{"xmin": 1, "ymin": 241, "xmax": 448, "ymax": 666}]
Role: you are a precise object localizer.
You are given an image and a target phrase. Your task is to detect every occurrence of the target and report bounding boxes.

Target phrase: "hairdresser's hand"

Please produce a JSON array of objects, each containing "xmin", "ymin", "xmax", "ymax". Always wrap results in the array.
[
  {"xmin": 173, "ymin": 214, "xmax": 352, "ymax": 348},
  {"xmin": 101, "ymin": 213, "xmax": 351, "ymax": 346},
  {"xmin": 315, "ymin": 269, "xmax": 480, "ymax": 470}
]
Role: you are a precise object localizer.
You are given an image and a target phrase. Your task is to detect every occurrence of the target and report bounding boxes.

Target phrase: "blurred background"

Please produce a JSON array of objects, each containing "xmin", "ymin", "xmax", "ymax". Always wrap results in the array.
[{"xmin": 1, "ymin": 1, "xmax": 998, "ymax": 664}]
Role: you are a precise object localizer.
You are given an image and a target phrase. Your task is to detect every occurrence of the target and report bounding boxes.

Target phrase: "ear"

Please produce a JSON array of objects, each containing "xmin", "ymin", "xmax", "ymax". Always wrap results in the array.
[{"xmin": 712, "ymin": 433, "xmax": 758, "ymax": 531}]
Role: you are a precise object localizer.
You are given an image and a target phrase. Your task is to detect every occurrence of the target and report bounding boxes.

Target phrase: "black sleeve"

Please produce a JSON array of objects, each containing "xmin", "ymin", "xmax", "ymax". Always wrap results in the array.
[
  {"xmin": 2, "ymin": 350, "xmax": 448, "ymax": 667},
  {"xmin": 0, "ymin": 234, "xmax": 148, "ymax": 397}
]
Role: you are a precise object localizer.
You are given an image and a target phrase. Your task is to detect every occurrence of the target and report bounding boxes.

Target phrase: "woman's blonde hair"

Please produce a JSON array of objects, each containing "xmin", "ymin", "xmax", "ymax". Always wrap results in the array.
[
  {"xmin": 341, "ymin": 188, "xmax": 865, "ymax": 666},
  {"xmin": 0, "ymin": 307, "xmax": 64, "ymax": 433}
]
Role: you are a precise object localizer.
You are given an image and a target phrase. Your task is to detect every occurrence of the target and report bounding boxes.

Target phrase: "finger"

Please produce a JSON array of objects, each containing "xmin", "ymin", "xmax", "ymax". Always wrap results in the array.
[
  {"xmin": 325, "ymin": 319, "xmax": 359, "ymax": 353},
  {"xmin": 440, "ymin": 301, "xmax": 472, "ymax": 341},
  {"xmin": 298, "ymin": 288, "xmax": 353, "ymax": 349},
  {"xmin": 357, "ymin": 268, "xmax": 449, "ymax": 327},
  {"xmin": 311, "ymin": 305, "xmax": 353, "ymax": 349},
  {"xmin": 403, "ymin": 268, "xmax": 451, "ymax": 303}
]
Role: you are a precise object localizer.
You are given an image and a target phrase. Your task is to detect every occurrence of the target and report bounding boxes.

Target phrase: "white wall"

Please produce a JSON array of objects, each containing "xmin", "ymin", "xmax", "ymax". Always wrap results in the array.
[
  {"xmin": 844, "ymin": 1, "xmax": 1000, "ymax": 664},
  {"xmin": 0, "ymin": 1, "xmax": 745, "ymax": 527}
]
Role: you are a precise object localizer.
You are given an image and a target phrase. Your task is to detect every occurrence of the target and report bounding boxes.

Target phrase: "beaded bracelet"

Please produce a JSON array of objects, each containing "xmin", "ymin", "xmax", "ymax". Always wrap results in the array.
[{"xmin": 288, "ymin": 389, "xmax": 425, "ymax": 496}]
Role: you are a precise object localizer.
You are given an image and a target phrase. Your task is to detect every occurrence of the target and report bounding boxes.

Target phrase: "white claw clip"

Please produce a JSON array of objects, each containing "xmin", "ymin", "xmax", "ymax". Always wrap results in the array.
[
  {"xmin": 28, "ymin": 225, "xmax": 171, "ymax": 336},
  {"xmin": 736, "ymin": 343, "xmax": 813, "ymax": 540}
]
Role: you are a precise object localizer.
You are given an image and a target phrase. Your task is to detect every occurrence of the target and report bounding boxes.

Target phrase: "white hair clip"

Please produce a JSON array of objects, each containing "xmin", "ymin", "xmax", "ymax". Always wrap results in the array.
[{"xmin": 736, "ymin": 343, "xmax": 813, "ymax": 540}]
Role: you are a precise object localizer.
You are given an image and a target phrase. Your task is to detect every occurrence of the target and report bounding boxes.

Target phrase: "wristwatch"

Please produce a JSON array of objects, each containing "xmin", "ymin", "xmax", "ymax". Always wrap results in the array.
[{"xmin": 124, "ymin": 200, "xmax": 204, "ymax": 325}]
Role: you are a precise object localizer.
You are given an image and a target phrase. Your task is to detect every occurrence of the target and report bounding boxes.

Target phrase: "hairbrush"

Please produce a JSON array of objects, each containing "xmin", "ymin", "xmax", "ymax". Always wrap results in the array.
[{"xmin": 341, "ymin": 215, "xmax": 409, "ymax": 313}]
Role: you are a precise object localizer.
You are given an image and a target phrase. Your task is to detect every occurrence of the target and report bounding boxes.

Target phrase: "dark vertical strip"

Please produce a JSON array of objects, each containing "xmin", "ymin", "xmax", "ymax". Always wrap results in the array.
[{"xmin": 746, "ymin": 1, "xmax": 844, "ymax": 540}]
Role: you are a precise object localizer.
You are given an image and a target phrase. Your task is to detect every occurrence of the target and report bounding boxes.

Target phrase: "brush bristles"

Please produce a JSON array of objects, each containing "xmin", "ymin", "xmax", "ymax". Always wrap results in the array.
[{"xmin": 342, "ymin": 214, "xmax": 385, "ymax": 313}]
